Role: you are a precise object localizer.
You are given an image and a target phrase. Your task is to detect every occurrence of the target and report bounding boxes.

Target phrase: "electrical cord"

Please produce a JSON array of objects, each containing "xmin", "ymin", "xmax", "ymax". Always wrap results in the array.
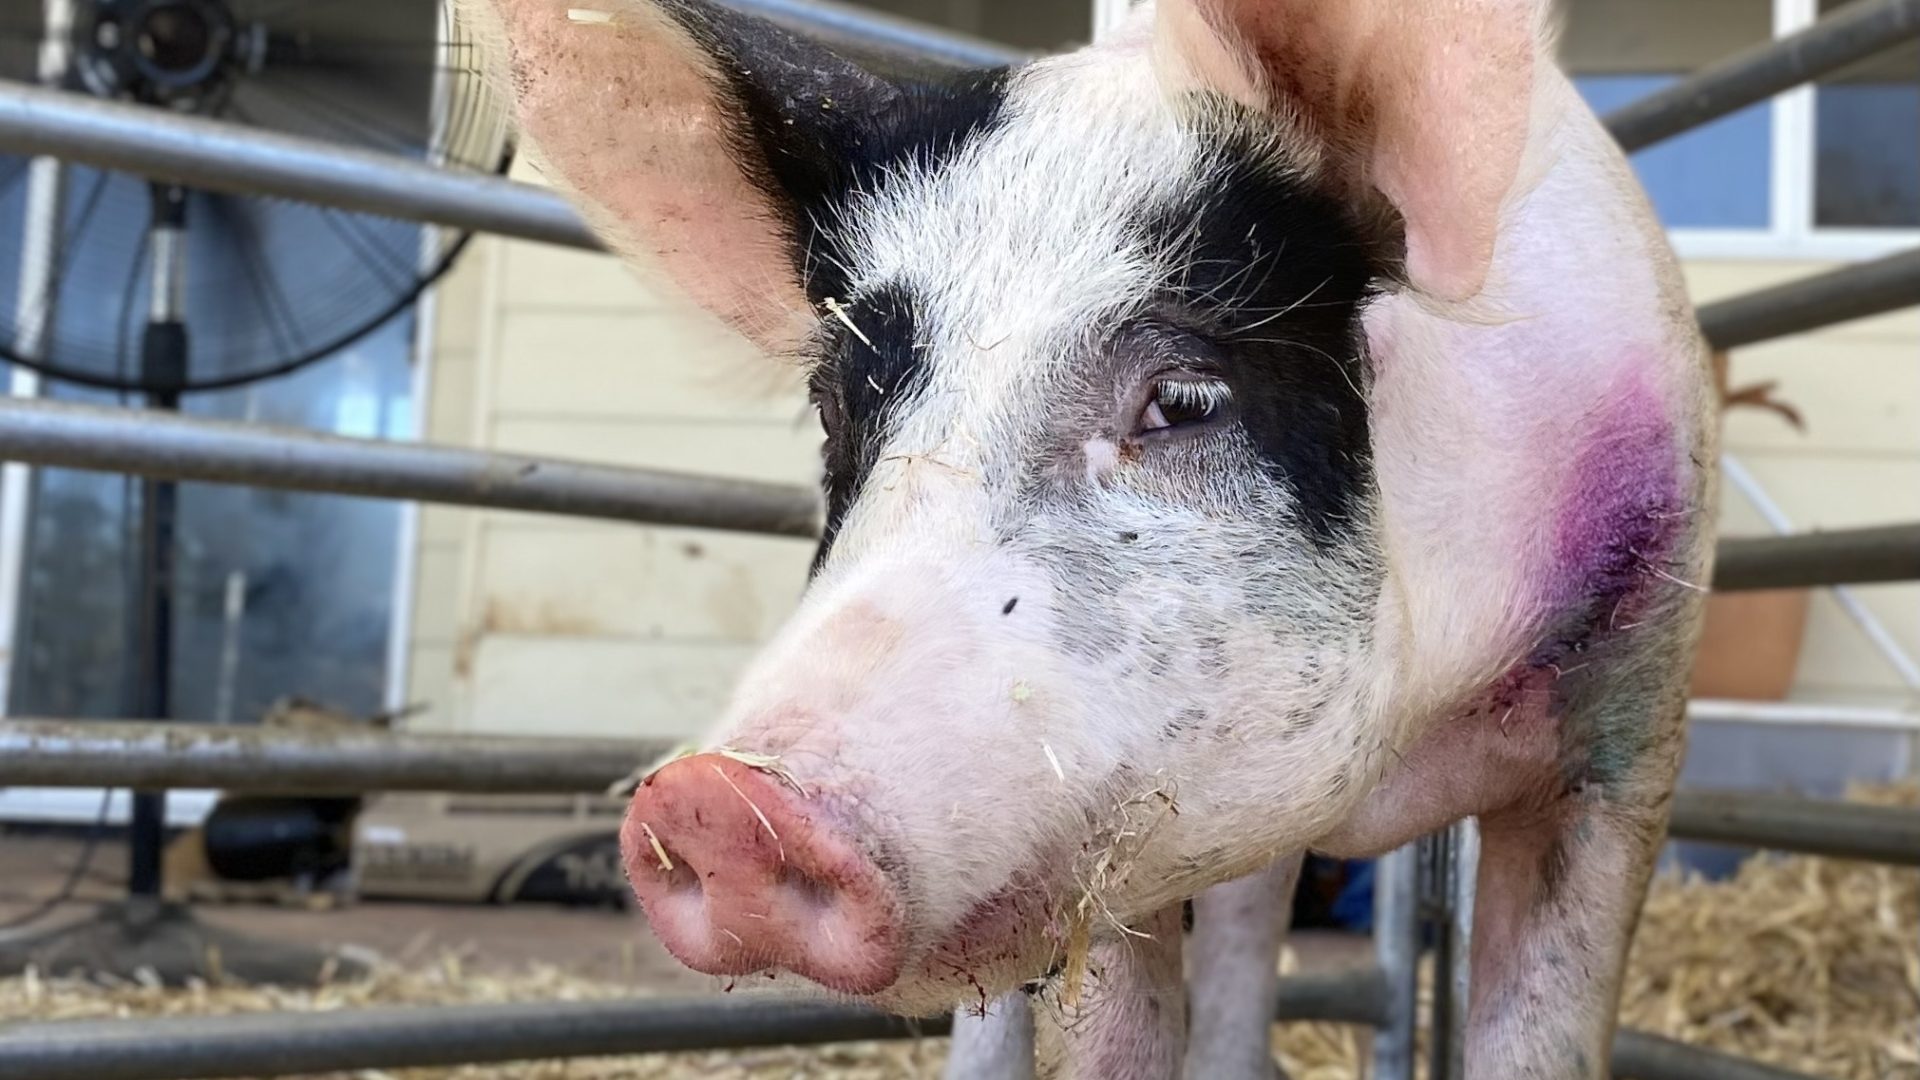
[{"xmin": 0, "ymin": 787, "xmax": 116, "ymax": 935}]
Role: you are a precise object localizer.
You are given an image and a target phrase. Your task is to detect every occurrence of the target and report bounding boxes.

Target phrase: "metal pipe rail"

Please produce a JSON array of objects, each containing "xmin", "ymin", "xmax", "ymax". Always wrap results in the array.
[
  {"xmin": 2, "ymin": 397, "xmax": 1916, "ymax": 589},
  {"xmin": 1689, "ymin": 697, "xmax": 1920, "ymax": 733},
  {"xmin": 0, "ymin": 0, "xmax": 1023, "ymax": 255},
  {"xmin": 0, "ymin": 987, "xmax": 1821, "ymax": 1080},
  {"xmin": 1370, "ymin": 846, "xmax": 1420, "ymax": 1078},
  {"xmin": 1604, "ymin": 0, "xmax": 1920, "ymax": 151},
  {"xmin": 2, "ymin": 6, "xmax": 1917, "ymax": 353},
  {"xmin": 0, "ymin": 969, "xmax": 1385, "ymax": 1080},
  {"xmin": 3, "ymin": 0, "xmax": 1911, "ymax": 226},
  {"xmin": 0, "ymin": 996, "xmax": 941, "ymax": 1080},
  {"xmin": 0, "ymin": 719, "xmax": 662, "ymax": 794},
  {"xmin": 6, "ymin": 721, "xmax": 1917, "ymax": 868},
  {"xmin": 1612, "ymin": 1030, "xmax": 1828, "ymax": 1080},
  {"xmin": 0, "ymin": 398, "xmax": 820, "ymax": 538},
  {"xmin": 0, "ymin": 81, "xmax": 604, "ymax": 253},
  {"xmin": 1669, "ymin": 789, "xmax": 1920, "ymax": 867},
  {"xmin": 1713, "ymin": 523, "xmax": 1920, "ymax": 591},
  {"xmin": 1699, "ymin": 246, "xmax": 1920, "ymax": 351}
]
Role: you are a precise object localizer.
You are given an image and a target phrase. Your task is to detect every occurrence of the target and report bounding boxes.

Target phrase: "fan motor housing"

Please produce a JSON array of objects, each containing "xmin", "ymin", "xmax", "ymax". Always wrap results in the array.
[{"xmin": 78, "ymin": 0, "xmax": 257, "ymax": 107}]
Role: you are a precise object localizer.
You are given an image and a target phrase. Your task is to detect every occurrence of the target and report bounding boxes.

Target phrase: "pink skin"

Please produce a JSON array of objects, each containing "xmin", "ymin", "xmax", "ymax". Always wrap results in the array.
[
  {"xmin": 622, "ymin": 755, "xmax": 904, "ymax": 994},
  {"xmin": 625, "ymin": 751, "xmax": 1062, "ymax": 1009},
  {"xmin": 486, "ymin": 0, "xmax": 1711, "ymax": 1067},
  {"xmin": 615, "ymin": 258, "xmax": 1698, "ymax": 1046},
  {"xmin": 1321, "ymin": 383, "xmax": 1684, "ymax": 860},
  {"xmin": 1044, "ymin": 905, "xmax": 1189, "ymax": 1080}
]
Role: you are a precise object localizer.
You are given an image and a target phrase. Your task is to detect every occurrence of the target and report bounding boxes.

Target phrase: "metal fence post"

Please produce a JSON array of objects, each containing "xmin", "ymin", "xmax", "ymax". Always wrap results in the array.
[
  {"xmin": 1436, "ymin": 819, "xmax": 1479, "ymax": 1080},
  {"xmin": 1370, "ymin": 844, "xmax": 1419, "ymax": 1080},
  {"xmin": 1419, "ymin": 831, "xmax": 1450, "ymax": 1080}
]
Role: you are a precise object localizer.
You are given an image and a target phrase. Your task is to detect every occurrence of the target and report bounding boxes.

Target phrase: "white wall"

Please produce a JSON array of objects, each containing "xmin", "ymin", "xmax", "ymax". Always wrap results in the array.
[
  {"xmin": 403, "ymin": 165, "xmax": 820, "ymax": 739},
  {"xmin": 1690, "ymin": 260, "xmax": 1920, "ymax": 706}
]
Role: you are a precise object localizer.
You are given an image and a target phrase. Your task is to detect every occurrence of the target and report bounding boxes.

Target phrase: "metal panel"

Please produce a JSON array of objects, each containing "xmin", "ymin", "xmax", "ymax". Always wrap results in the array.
[
  {"xmin": 6, "ymin": 722, "xmax": 1918, "ymax": 867},
  {"xmin": 0, "ymin": 718, "xmax": 662, "ymax": 794},
  {"xmin": 1612, "ymin": 1030, "xmax": 1828, "ymax": 1080},
  {"xmin": 1670, "ymin": 788, "xmax": 1920, "ymax": 865},
  {"xmin": 0, "ymin": 398, "xmax": 821, "ymax": 538},
  {"xmin": 1369, "ymin": 844, "xmax": 1420, "ymax": 1080},
  {"xmin": 0, "ymin": 970, "xmax": 1387, "ymax": 1080},
  {"xmin": 1714, "ymin": 522, "xmax": 1920, "ymax": 590},
  {"xmin": 1603, "ymin": 0, "xmax": 1920, "ymax": 151},
  {"xmin": 1699, "ymin": 246, "xmax": 1920, "ymax": 349}
]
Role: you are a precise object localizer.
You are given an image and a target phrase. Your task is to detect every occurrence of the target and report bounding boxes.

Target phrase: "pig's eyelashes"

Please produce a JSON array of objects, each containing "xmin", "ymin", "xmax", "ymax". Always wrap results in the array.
[{"xmin": 1138, "ymin": 377, "xmax": 1234, "ymax": 435}]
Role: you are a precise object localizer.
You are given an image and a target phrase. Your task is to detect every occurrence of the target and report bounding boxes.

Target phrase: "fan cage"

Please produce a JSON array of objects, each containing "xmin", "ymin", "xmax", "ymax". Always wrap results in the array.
[{"xmin": 0, "ymin": 0, "xmax": 513, "ymax": 393}]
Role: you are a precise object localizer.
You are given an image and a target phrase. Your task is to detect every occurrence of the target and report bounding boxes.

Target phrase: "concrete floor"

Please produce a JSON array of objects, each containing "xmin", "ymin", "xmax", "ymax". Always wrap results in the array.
[{"xmin": 0, "ymin": 830, "xmax": 1372, "ymax": 988}]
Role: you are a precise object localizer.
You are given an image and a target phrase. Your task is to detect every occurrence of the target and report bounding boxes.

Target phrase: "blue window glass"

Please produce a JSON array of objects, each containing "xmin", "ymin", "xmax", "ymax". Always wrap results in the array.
[
  {"xmin": 1814, "ymin": 0, "xmax": 1919, "ymax": 227},
  {"xmin": 2, "ymin": 165, "xmax": 418, "ymax": 724},
  {"xmin": 1575, "ymin": 74, "xmax": 1774, "ymax": 230}
]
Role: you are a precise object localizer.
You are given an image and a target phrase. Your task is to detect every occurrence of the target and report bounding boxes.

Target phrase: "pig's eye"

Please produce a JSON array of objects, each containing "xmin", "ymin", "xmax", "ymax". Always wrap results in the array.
[{"xmin": 1139, "ymin": 377, "xmax": 1233, "ymax": 434}]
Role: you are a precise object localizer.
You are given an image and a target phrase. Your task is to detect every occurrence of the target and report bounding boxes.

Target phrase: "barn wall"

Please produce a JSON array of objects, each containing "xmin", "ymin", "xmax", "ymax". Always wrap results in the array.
[{"xmin": 402, "ymin": 159, "xmax": 818, "ymax": 740}]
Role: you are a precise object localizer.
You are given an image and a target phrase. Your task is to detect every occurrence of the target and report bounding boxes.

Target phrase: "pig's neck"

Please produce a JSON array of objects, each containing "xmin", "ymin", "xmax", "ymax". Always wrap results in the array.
[{"xmin": 1354, "ymin": 72, "xmax": 1713, "ymax": 823}]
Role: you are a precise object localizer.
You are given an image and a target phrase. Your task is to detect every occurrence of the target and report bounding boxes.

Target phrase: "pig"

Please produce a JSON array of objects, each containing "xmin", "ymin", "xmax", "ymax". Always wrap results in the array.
[{"xmin": 473, "ymin": 0, "xmax": 1715, "ymax": 1075}]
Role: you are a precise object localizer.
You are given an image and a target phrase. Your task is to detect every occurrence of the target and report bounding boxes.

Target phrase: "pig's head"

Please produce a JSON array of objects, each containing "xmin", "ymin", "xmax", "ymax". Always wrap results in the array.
[{"xmin": 479, "ymin": 0, "xmax": 1654, "ymax": 1014}]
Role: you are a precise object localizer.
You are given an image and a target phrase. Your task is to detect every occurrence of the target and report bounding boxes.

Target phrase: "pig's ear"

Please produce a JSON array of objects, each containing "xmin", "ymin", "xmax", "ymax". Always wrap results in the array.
[
  {"xmin": 474, "ymin": 0, "xmax": 900, "ymax": 354},
  {"xmin": 1155, "ymin": 0, "xmax": 1542, "ymax": 302}
]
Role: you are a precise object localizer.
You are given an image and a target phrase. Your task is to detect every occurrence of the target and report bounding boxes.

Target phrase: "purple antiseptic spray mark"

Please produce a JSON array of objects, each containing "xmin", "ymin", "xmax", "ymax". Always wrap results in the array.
[{"xmin": 1540, "ymin": 368, "xmax": 1688, "ymax": 645}]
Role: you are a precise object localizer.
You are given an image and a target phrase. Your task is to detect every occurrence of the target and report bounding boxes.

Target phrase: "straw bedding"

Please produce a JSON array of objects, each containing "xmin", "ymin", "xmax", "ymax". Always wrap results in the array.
[{"xmin": 2, "ymin": 785, "xmax": 1912, "ymax": 1079}]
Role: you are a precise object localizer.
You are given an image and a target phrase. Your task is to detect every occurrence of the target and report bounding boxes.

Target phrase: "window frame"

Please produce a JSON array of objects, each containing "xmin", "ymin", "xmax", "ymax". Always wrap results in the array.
[{"xmin": 1665, "ymin": 0, "xmax": 1920, "ymax": 260}]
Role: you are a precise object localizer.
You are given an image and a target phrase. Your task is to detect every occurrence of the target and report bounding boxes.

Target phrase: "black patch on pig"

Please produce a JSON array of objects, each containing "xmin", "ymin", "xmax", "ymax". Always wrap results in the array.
[
  {"xmin": 808, "ymin": 283, "xmax": 931, "ymax": 567},
  {"xmin": 664, "ymin": 1, "xmax": 1011, "ymax": 302},
  {"xmin": 1134, "ymin": 126, "xmax": 1383, "ymax": 547},
  {"xmin": 790, "ymin": 73, "xmax": 1011, "ymax": 303},
  {"xmin": 661, "ymin": 4, "xmax": 1009, "ymax": 573}
]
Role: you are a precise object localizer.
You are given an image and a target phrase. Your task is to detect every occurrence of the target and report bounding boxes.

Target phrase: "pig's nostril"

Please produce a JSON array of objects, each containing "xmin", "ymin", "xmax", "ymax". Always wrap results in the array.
[
  {"xmin": 666, "ymin": 862, "xmax": 701, "ymax": 896},
  {"xmin": 778, "ymin": 865, "xmax": 838, "ymax": 915}
]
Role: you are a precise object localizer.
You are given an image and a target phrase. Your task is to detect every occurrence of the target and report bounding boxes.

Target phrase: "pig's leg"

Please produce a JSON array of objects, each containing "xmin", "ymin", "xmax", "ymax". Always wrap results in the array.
[
  {"xmin": 945, "ymin": 993, "xmax": 1036, "ymax": 1080},
  {"xmin": 1466, "ymin": 734, "xmax": 1681, "ymax": 1079},
  {"xmin": 1182, "ymin": 855, "xmax": 1303, "ymax": 1080},
  {"xmin": 1041, "ymin": 905, "xmax": 1188, "ymax": 1080}
]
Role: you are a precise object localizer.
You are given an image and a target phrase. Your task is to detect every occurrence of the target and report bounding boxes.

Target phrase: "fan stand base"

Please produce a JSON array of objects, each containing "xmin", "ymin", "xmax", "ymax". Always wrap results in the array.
[{"xmin": 0, "ymin": 899, "xmax": 367, "ymax": 986}]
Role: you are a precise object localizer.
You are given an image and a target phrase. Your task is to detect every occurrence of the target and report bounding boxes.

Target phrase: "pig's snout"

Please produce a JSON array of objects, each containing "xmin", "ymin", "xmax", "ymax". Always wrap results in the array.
[{"xmin": 621, "ymin": 754, "xmax": 906, "ymax": 995}]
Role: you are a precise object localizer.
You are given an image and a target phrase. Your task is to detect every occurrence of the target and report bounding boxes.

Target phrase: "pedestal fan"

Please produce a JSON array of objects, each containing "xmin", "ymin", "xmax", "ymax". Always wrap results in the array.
[{"xmin": 0, "ymin": 0, "xmax": 511, "ymax": 982}]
